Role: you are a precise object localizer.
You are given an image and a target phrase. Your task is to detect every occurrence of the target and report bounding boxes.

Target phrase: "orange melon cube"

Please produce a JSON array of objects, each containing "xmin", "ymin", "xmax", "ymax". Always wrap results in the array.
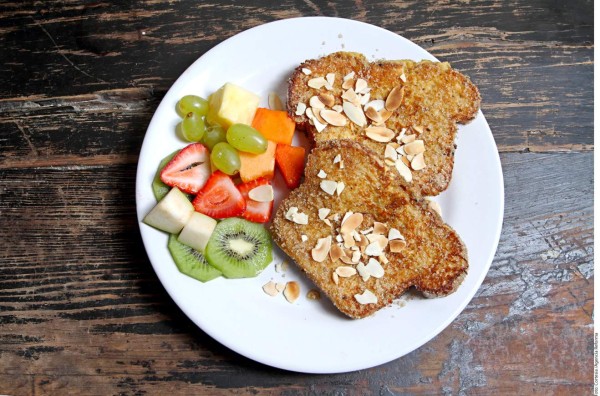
[
  {"xmin": 251, "ymin": 108, "xmax": 295, "ymax": 145},
  {"xmin": 239, "ymin": 140, "xmax": 276, "ymax": 183}
]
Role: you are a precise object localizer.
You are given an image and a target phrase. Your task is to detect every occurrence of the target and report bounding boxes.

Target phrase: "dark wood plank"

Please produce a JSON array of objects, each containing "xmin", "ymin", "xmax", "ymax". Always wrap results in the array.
[
  {"xmin": 0, "ymin": 152, "xmax": 592, "ymax": 394},
  {"xmin": 0, "ymin": 0, "xmax": 593, "ymax": 156}
]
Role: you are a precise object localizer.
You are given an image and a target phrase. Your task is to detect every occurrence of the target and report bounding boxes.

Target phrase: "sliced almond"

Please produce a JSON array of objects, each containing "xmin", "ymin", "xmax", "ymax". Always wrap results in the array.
[
  {"xmin": 343, "ymin": 101, "xmax": 367, "ymax": 126},
  {"xmin": 379, "ymin": 254, "xmax": 389, "ymax": 265},
  {"xmin": 330, "ymin": 243, "xmax": 344, "ymax": 262},
  {"xmin": 302, "ymin": 67, "xmax": 312, "ymax": 75},
  {"xmin": 268, "ymin": 92, "xmax": 284, "ymax": 111},
  {"xmin": 326, "ymin": 73, "xmax": 336, "ymax": 87},
  {"xmin": 377, "ymin": 236, "xmax": 389, "ymax": 250},
  {"xmin": 341, "ymin": 88, "xmax": 359, "ymax": 104},
  {"xmin": 389, "ymin": 239, "xmax": 407, "ymax": 252},
  {"xmin": 332, "ymin": 104, "xmax": 343, "ymax": 112},
  {"xmin": 384, "ymin": 144, "xmax": 398, "ymax": 161},
  {"xmin": 413, "ymin": 125, "xmax": 424, "ymax": 134},
  {"xmin": 364, "ymin": 99, "xmax": 385, "ymax": 112},
  {"xmin": 359, "ymin": 92, "xmax": 371, "ymax": 106},
  {"xmin": 336, "ymin": 266, "xmax": 357, "ymax": 278},
  {"xmin": 385, "ymin": 158, "xmax": 396, "ymax": 167},
  {"xmin": 335, "ymin": 234, "xmax": 343, "ymax": 243},
  {"xmin": 356, "ymin": 233, "xmax": 369, "ymax": 247},
  {"xmin": 309, "ymin": 95, "xmax": 325, "ymax": 109},
  {"xmin": 403, "ymin": 140, "xmax": 425, "ymax": 156},
  {"xmin": 388, "ymin": 228, "xmax": 405, "ymax": 241},
  {"xmin": 395, "ymin": 158, "xmax": 413, "ymax": 182},
  {"xmin": 400, "ymin": 72, "xmax": 407, "ymax": 82},
  {"xmin": 318, "ymin": 93, "xmax": 335, "ymax": 107},
  {"xmin": 343, "ymin": 71, "xmax": 355, "ymax": 81},
  {"xmin": 365, "ymin": 126, "xmax": 395, "ymax": 143},
  {"xmin": 356, "ymin": 262, "xmax": 370, "ymax": 282},
  {"xmin": 365, "ymin": 106, "xmax": 382, "ymax": 124},
  {"xmin": 318, "ymin": 208, "xmax": 331, "ymax": 220},
  {"xmin": 317, "ymin": 169, "xmax": 327, "ymax": 178},
  {"xmin": 355, "ymin": 78, "xmax": 368, "ymax": 94},
  {"xmin": 248, "ymin": 184, "xmax": 274, "ymax": 202},
  {"xmin": 312, "ymin": 108, "xmax": 328, "ymax": 125},
  {"xmin": 275, "ymin": 282, "xmax": 286, "ymax": 292},
  {"xmin": 401, "ymin": 134, "xmax": 416, "ymax": 144},
  {"xmin": 341, "ymin": 78, "xmax": 354, "ymax": 90},
  {"xmin": 365, "ymin": 241, "xmax": 384, "ymax": 256},
  {"xmin": 355, "ymin": 289, "xmax": 378, "ymax": 305},
  {"xmin": 385, "ymin": 85, "xmax": 405, "ymax": 111},
  {"xmin": 411, "ymin": 153, "xmax": 426, "ymax": 171},
  {"xmin": 336, "ymin": 181, "xmax": 345, "ymax": 196},
  {"xmin": 339, "ymin": 250, "xmax": 354, "ymax": 264},
  {"xmin": 366, "ymin": 258, "xmax": 385, "ymax": 278},
  {"xmin": 301, "ymin": 234, "xmax": 308, "ymax": 242},
  {"xmin": 339, "ymin": 160, "xmax": 345, "ymax": 169},
  {"xmin": 340, "ymin": 212, "xmax": 364, "ymax": 234},
  {"xmin": 401, "ymin": 156, "xmax": 411, "ymax": 167},
  {"xmin": 332, "ymin": 271, "xmax": 339, "ymax": 285},
  {"xmin": 341, "ymin": 232, "xmax": 355, "ymax": 249},
  {"xmin": 262, "ymin": 281, "xmax": 279, "ymax": 296},
  {"xmin": 320, "ymin": 180, "xmax": 338, "ymax": 195},
  {"xmin": 311, "ymin": 236, "xmax": 332, "ymax": 262},
  {"xmin": 333, "ymin": 154, "xmax": 341, "ymax": 164},
  {"xmin": 378, "ymin": 109, "xmax": 393, "ymax": 124},
  {"xmin": 351, "ymin": 250, "xmax": 361, "ymax": 263},
  {"xmin": 320, "ymin": 109, "xmax": 347, "ymax": 127},
  {"xmin": 295, "ymin": 102, "xmax": 307, "ymax": 116},
  {"xmin": 307, "ymin": 76, "xmax": 327, "ymax": 89},
  {"xmin": 373, "ymin": 222, "xmax": 388, "ymax": 235},
  {"xmin": 291, "ymin": 212, "xmax": 308, "ymax": 225},
  {"xmin": 323, "ymin": 219, "xmax": 332, "ymax": 227},
  {"xmin": 283, "ymin": 281, "xmax": 300, "ymax": 303}
]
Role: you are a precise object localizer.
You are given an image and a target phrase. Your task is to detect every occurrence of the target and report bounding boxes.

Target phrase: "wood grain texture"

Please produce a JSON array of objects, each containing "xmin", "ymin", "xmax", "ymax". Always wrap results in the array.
[{"xmin": 0, "ymin": 0, "xmax": 593, "ymax": 394}]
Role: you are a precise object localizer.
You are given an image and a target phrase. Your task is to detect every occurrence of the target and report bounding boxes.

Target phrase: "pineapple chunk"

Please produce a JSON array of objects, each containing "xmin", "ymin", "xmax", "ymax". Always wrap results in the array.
[{"xmin": 206, "ymin": 83, "xmax": 260, "ymax": 128}]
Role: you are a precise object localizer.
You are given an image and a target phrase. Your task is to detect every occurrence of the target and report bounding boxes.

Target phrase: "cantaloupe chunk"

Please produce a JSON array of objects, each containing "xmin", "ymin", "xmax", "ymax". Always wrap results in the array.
[
  {"xmin": 207, "ymin": 83, "xmax": 260, "ymax": 128},
  {"xmin": 239, "ymin": 141, "xmax": 276, "ymax": 183},
  {"xmin": 251, "ymin": 108, "xmax": 295, "ymax": 145}
]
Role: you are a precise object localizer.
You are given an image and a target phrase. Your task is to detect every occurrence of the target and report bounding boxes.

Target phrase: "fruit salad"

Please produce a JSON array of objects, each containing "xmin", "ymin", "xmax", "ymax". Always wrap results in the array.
[{"xmin": 143, "ymin": 83, "xmax": 305, "ymax": 282}]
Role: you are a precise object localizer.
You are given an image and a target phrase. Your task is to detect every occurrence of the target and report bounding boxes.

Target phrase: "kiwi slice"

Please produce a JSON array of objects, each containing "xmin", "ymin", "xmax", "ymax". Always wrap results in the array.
[
  {"xmin": 152, "ymin": 150, "xmax": 179, "ymax": 201},
  {"xmin": 205, "ymin": 218, "xmax": 273, "ymax": 278},
  {"xmin": 167, "ymin": 234, "xmax": 222, "ymax": 282}
]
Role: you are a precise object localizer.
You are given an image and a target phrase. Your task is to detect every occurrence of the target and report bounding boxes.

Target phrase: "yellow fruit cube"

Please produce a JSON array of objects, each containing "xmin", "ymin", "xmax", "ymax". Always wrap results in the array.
[{"xmin": 206, "ymin": 83, "xmax": 260, "ymax": 128}]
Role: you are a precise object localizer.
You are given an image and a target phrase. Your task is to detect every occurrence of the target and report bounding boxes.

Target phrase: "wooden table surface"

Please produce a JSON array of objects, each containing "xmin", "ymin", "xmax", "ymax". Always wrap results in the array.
[{"xmin": 0, "ymin": 1, "xmax": 593, "ymax": 395}]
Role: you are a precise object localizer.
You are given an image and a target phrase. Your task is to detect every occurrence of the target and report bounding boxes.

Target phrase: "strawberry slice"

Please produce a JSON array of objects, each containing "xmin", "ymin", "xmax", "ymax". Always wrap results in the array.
[
  {"xmin": 160, "ymin": 143, "xmax": 211, "ymax": 194},
  {"xmin": 192, "ymin": 171, "xmax": 246, "ymax": 219},
  {"xmin": 237, "ymin": 178, "xmax": 274, "ymax": 223}
]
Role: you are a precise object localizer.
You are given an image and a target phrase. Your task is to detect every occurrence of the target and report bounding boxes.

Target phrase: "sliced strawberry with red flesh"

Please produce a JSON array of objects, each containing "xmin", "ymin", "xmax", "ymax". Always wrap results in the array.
[
  {"xmin": 192, "ymin": 171, "xmax": 246, "ymax": 219},
  {"xmin": 237, "ymin": 178, "xmax": 274, "ymax": 223},
  {"xmin": 160, "ymin": 143, "xmax": 211, "ymax": 194}
]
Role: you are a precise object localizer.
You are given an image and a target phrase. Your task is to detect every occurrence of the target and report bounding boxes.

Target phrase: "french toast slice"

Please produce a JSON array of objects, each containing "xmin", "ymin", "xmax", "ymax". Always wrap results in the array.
[
  {"xmin": 287, "ymin": 51, "xmax": 480, "ymax": 197},
  {"xmin": 271, "ymin": 140, "xmax": 468, "ymax": 319}
]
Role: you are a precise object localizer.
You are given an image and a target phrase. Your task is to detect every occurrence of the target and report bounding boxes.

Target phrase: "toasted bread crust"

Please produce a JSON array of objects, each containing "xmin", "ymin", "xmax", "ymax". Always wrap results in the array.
[
  {"xmin": 287, "ymin": 52, "xmax": 480, "ymax": 197},
  {"xmin": 271, "ymin": 140, "xmax": 468, "ymax": 319}
]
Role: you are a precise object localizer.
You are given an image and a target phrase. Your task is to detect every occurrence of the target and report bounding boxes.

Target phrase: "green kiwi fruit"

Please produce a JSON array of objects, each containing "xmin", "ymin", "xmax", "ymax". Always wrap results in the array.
[
  {"xmin": 167, "ymin": 234, "xmax": 222, "ymax": 282},
  {"xmin": 205, "ymin": 218, "xmax": 273, "ymax": 278},
  {"xmin": 152, "ymin": 150, "xmax": 179, "ymax": 201}
]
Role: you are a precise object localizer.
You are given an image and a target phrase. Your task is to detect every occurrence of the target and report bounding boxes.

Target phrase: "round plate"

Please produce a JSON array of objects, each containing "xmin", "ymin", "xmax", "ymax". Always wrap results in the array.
[{"xmin": 136, "ymin": 17, "xmax": 504, "ymax": 374}]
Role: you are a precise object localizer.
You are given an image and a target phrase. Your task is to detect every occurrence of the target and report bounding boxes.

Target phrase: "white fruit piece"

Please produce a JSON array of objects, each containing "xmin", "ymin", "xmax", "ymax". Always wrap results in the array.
[
  {"xmin": 206, "ymin": 83, "xmax": 260, "ymax": 128},
  {"xmin": 143, "ymin": 187, "xmax": 194, "ymax": 234},
  {"xmin": 177, "ymin": 212, "xmax": 217, "ymax": 252}
]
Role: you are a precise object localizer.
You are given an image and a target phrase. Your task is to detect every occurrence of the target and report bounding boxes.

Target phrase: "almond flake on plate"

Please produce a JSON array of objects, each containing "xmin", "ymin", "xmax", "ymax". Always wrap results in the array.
[
  {"xmin": 395, "ymin": 159, "xmax": 413, "ymax": 182},
  {"xmin": 365, "ymin": 241, "xmax": 384, "ymax": 256},
  {"xmin": 336, "ymin": 181, "xmax": 345, "ymax": 196},
  {"xmin": 365, "ymin": 126, "xmax": 395, "ymax": 142},
  {"xmin": 326, "ymin": 73, "xmax": 336, "ymax": 86},
  {"xmin": 311, "ymin": 236, "xmax": 332, "ymax": 262},
  {"xmin": 302, "ymin": 67, "xmax": 312, "ymax": 75},
  {"xmin": 283, "ymin": 281, "xmax": 300, "ymax": 303},
  {"xmin": 317, "ymin": 169, "xmax": 327, "ymax": 178},
  {"xmin": 343, "ymin": 101, "xmax": 367, "ymax": 127},
  {"xmin": 309, "ymin": 95, "xmax": 325, "ymax": 109},
  {"xmin": 318, "ymin": 208, "xmax": 331, "ymax": 220},
  {"xmin": 356, "ymin": 262, "xmax": 370, "ymax": 282},
  {"xmin": 320, "ymin": 109, "xmax": 347, "ymax": 126},
  {"xmin": 388, "ymin": 228, "xmax": 405, "ymax": 241},
  {"xmin": 262, "ymin": 281, "xmax": 279, "ymax": 296},
  {"xmin": 411, "ymin": 153, "xmax": 427, "ymax": 171},
  {"xmin": 308, "ymin": 76, "xmax": 327, "ymax": 89},
  {"xmin": 403, "ymin": 140, "xmax": 425, "ymax": 156},
  {"xmin": 335, "ymin": 266, "xmax": 357, "ymax": 278}
]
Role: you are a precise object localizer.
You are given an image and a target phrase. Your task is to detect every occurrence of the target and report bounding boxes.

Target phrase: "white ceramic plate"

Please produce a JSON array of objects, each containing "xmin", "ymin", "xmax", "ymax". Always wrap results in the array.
[{"xmin": 136, "ymin": 17, "xmax": 504, "ymax": 374}]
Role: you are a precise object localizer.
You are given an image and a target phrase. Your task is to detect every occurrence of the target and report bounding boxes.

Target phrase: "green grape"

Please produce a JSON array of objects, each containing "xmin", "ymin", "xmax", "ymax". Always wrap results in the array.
[
  {"xmin": 226, "ymin": 124, "xmax": 268, "ymax": 154},
  {"xmin": 211, "ymin": 142, "xmax": 241, "ymax": 175},
  {"xmin": 177, "ymin": 95, "xmax": 209, "ymax": 117},
  {"xmin": 202, "ymin": 125, "xmax": 227, "ymax": 151},
  {"xmin": 179, "ymin": 112, "xmax": 206, "ymax": 142}
]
